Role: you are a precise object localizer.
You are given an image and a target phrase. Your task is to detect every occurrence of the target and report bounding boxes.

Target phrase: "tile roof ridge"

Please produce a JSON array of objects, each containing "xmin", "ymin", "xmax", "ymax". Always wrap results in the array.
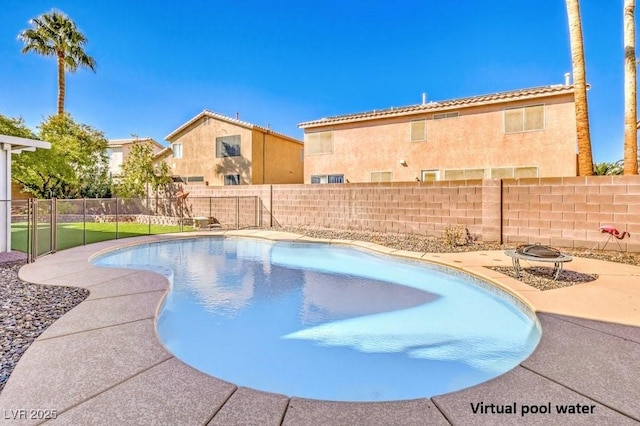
[
  {"xmin": 165, "ymin": 109, "xmax": 302, "ymax": 143},
  {"xmin": 298, "ymin": 84, "xmax": 574, "ymax": 128}
]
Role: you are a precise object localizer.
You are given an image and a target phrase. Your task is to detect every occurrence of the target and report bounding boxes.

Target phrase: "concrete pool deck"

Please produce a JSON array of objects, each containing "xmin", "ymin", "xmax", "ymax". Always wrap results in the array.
[{"xmin": 1, "ymin": 230, "xmax": 639, "ymax": 425}]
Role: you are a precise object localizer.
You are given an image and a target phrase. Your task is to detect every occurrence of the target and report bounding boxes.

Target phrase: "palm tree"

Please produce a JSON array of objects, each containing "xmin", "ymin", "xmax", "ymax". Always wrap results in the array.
[
  {"xmin": 593, "ymin": 160, "xmax": 623, "ymax": 176},
  {"xmin": 624, "ymin": 0, "xmax": 638, "ymax": 175},
  {"xmin": 565, "ymin": 0, "xmax": 594, "ymax": 176},
  {"xmin": 18, "ymin": 10, "xmax": 96, "ymax": 116}
]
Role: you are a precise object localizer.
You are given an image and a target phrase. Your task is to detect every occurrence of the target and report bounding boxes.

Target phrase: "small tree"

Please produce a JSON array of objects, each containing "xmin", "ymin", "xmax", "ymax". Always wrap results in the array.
[
  {"xmin": 116, "ymin": 140, "xmax": 171, "ymax": 198},
  {"xmin": 12, "ymin": 113, "xmax": 110, "ymax": 198},
  {"xmin": 0, "ymin": 114, "xmax": 37, "ymax": 139}
]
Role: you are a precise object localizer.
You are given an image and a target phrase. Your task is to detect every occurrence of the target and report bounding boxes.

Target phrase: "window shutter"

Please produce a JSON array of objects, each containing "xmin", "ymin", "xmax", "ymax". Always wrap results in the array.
[
  {"xmin": 306, "ymin": 131, "xmax": 334, "ymax": 155},
  {"xmin": 524, "ymin": 105, "xmax": 544, "ymax": 131},
  {"xmin": 410, "ymin": 120, "xmax": 426, "ymax": 141}
]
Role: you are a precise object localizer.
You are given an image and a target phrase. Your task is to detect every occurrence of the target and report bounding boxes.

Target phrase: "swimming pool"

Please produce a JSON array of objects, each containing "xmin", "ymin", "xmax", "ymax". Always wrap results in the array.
[{"xmin": 93, "ymin": 237, "xmax": 540, "ymax": 402}]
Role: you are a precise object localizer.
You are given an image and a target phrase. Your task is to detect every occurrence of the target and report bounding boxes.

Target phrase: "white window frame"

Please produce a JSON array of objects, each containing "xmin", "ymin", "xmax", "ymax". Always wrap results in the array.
[
  {"xmin": 443, "ymin": 167, "xmax": 487, "ymax": 181},
  {"xmin": 216, "ymin": 135, "xmax": 241, "ymax": 158},
  {"xmin": 421, "ymin": 170, "xmax": 440, "ymax": 182},
  {"xmin": 490, "ymin": 166, "xmax": 539, "ymax": 179},
  {"xmin": 370, "ymin": 171, "xmax": 393, "ymax": 182},
  {"xmin": 310, "ymin": 174, "xmax": 344, "ymax": 184},
  {"xmin": 410, "ymin": 119, "xmax": 426, "ymax": 142},
  {"xmin": 504, "ymin": 104, "xmax": 545, "ymax": 134},
  {"xmin": 224, "ymin": 174, "xmax": 240, "ymax": 185},
  {"xmin": 172, "ymin": 143, "xmax": 183, "ymax": 159},
  {"xmin": 305, "ymin": 131, "xmax": 334, "ymax": 155}
]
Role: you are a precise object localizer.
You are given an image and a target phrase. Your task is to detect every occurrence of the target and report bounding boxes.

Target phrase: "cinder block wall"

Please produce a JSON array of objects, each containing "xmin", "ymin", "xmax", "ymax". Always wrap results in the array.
[
  {"xmin": 502, "ymin": 176, "xmax": 640, "ymax": 251},
  {"xmin": 182, "ymin": 181, "xmax": 486, "ymax": 238},
  {"xmin": 271, "ymin": 181, "xmax": 484, "ymax": 236},
  {"xmin": 177, "ymin": 176, "xmax": 640, "ymax": 252}
]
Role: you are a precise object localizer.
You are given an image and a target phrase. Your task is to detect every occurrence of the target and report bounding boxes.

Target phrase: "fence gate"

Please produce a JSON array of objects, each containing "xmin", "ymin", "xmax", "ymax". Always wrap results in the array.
[{"xmin": 28, "ymin": 198, "xmax": 56, "ymax": 262}]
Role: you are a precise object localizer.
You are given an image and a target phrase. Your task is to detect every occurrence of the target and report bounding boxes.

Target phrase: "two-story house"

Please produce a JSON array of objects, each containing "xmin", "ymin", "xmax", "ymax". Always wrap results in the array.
[
  {"xmin": 107, "ymin": 137, "xmax": 166, "ymax": 179},
  {"xmin": 165, "ymin": 110, "xmax": 303, "ymax": 186},
  {"xmin": 298, "ymin": 83, "xmax": 578, "ymax": 183}
]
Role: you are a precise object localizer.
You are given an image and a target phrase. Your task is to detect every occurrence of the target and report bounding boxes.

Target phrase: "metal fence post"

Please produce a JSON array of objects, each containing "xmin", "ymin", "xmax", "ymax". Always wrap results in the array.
[
  {"xmin": 269, "ymin": 185, "xmax": 273, "ymax": 228},
  {"xmin": 51, "ymin": 198, "xmax": 57, "ymax": 253},
  {"xmin": 115, "ymin": 197, "xmax": 119, "ymax": 239},
  {"xmin": 33, "ymin": 199, "xmax": 38, "ymax": 260},
  {"xmin": 254, "ymin": 196, "xmax": 258, "ymax": 227},
  {"xmin": 27, "ymin": 199, "xmax": 32, "ymax": 263},
  {"xmin": 236, "ymin": 197, "xmax": 240, "ymax": 230},
  {"xmin": 83, "ymin": 198, "xmax": 87, "ymax": 246}
]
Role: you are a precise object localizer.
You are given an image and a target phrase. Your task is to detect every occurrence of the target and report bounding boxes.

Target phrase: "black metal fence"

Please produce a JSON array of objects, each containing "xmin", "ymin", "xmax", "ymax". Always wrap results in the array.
[{"xmin": 10, "ymin": 196, "xmax": 262, "ymax": 261}]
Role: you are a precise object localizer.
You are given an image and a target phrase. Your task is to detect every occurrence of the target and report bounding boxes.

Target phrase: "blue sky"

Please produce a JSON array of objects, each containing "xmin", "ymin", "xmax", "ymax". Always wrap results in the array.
[{"xmin": 0, "ymin": 1, "xmax": 629, "ymax": 162}]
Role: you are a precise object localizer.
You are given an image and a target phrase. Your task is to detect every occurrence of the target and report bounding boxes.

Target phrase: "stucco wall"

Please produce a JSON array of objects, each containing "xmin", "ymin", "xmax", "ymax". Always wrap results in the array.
[
  {"xmin": 251, "ymin": 130, "xmax": 304, "ymax": 184},
  {"xmin": 169, "ymin": 117, "xmax": 254, "ymax": 186},
  {"xmin": 11, "ymin": 182, "xmax": 31, "ymax": 200},
  {"xmin": 167, "ymin": 116, "xmax": 303, "ymax": 186},
  {"xmin": 303, "ymin": 94, "xmax": 577, "ymax": 183}
]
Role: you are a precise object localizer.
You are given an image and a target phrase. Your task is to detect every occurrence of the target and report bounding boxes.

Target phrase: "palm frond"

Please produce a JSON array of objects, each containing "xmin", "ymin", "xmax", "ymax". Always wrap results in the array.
[{"xmin": 17, "ymin": 9, "xmax": 97, "ymax": 114}]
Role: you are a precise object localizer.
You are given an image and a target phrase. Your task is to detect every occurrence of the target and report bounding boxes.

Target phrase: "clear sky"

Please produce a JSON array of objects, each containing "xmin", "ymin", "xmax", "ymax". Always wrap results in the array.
[{"xmin": 0, "ymin": 1, "xmax": 630, "ymax": 163}]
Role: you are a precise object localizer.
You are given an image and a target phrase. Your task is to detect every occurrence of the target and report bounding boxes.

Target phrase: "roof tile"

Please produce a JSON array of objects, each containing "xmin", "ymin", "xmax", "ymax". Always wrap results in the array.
[{"xmin": 298, "ymin": 84, "xmax": 574, "ymax": 128}]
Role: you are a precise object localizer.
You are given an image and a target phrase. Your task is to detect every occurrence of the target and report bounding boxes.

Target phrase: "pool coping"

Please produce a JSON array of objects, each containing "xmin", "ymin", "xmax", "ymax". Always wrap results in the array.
[{"xmin": 1, "ymin": 230, "xmax": 639, "ymax": 425}]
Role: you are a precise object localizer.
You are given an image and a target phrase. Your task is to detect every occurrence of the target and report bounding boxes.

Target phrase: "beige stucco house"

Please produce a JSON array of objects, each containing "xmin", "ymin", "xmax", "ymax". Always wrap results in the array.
[
  {"xmin": 298, "ymin": 84, "xmax": 578, "ymax": 183},
  {"xmin": 107, "ymin": 137, "xmax": 165, "ymax": 178},
  {"xmin": 165, "ymin": 110, "xmax": 303, "ymax": 186}
]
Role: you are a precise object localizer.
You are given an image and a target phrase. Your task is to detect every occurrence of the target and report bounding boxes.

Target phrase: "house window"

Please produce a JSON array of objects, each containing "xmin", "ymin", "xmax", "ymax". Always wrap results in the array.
[
  {"xmin": 444, "ymin": 168, "xmax": 485, "ymax": 180},
  {"xmin": 310, "ymin": 174, "xmax": 344, "ymax": 184},
  {"xmin": 410, "ymin": 119, "xmax": 426, "ymax": 141},
  {"xmin": 216, "ymin": 135, "xmax": 241, "ymax": 157},
  {"xmin": 433, "ymin": 112, "xmax": 459, "ymax": 120},
  {"xmin": 370, "ymin": 171, "xmax": 392, "ymax": 182},
  {"xmin": 172, "ymin": 143, "xmax": 183, "ymax": 159},
  {"xmin": 186, "ymin": 176, "xmax": 204, "ymax": 183},
  {"xmin": 224, "ymin": 174, "xmax": 240, "ymax": 185},
  {"xmin": 108, "ymin": 150, "xmax": 123, "ymax": 175},
  {"xmin": 514, "ymin": 166, "xmax": 538, "ymax": 178},
  {"xmin": 306, "ymin": 131, "xmax": 333, "ymax": 155},
  {"xmin": 504, "ymin": 104, "xmax": 545, "ymax": 133},
  {"xmin": 490, "ymin": 166, "xmax": 539, "ymax": 179},
  {"xmin": 109, "ymin": 150, "xmax": 123, "ymax": 164},
  {"xmin": 203, "ymin": 116, "xmax": 210, "ymax": 125},
  {"xmin": 421, "ymin": 170, "xmax": 439, "ymax": 182},
  {"xmin": 491, "ymin": 167, "xmax": 514, "ymax": 179}
]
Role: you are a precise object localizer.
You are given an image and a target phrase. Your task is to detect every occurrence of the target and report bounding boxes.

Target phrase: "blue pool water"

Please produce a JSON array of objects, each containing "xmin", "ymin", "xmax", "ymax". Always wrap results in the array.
[{"xmin": 93, "ymin": 237, "xmax": 540, "ymax": 401}]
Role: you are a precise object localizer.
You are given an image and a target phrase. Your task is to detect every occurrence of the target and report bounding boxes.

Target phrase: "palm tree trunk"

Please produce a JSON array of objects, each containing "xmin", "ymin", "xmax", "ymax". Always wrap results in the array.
[
  {"xmin": 57, "ymin": 53, "xmax": 65, "ymax": 115},
  {"xmin": 566, "ymin": 0, "xmax": 594, "ymax": 176},
  {"xmin": 624, "ymin": 0, "xmax": 638, "ymax": 175}
]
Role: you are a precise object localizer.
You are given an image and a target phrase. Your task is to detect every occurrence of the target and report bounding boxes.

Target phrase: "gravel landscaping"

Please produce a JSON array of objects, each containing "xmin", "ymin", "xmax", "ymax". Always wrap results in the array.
[
  {"xmin": 277, "ymin": 226, "xmax": 637, "ymax": 290},
  {"xmin": 0, "ymin": 261, "xmax": 88, "ymax": 393}
]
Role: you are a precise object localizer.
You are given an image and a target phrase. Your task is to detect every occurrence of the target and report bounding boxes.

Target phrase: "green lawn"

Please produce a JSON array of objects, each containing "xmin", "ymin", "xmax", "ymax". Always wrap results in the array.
[{"xmin": 11, "ymin": 221, "xmax": 191, "ymax": 254}]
